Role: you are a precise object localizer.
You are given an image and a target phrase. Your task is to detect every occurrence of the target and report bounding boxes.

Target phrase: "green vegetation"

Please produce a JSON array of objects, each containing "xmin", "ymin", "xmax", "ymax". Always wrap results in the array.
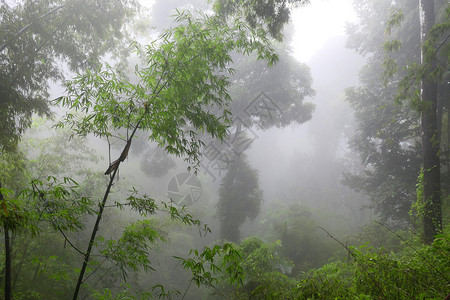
[
  {"xmin": 1, "ymin": 0, "xmax": 449, "ymax": 299},
  {"xmin": 215, "ymin": 226, "xmax": 450, "ymax": 299}
]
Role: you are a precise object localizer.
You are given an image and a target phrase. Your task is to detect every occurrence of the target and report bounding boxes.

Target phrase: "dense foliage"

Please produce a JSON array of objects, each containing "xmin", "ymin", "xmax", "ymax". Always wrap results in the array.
[
  {"xmin": 296, "ymin": 231, "xmax": 450, "ymax": 299},
  {"xmin": 212, "ymin": 226, "xmax": 450, "ymax": 299},
  {"xmin": 212, "ymin": 0, "xmax": 310, "ymax": 41},
  {"xmin": 0, "ymin": 0, "xmax": 137, "ymax": 151}
]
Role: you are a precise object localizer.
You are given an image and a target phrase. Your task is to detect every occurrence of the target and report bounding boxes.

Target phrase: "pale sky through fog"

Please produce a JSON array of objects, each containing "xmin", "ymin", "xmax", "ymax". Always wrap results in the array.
[{"xmin": 291, "ymin": 0, "xmax": 357, "ymax": 62}]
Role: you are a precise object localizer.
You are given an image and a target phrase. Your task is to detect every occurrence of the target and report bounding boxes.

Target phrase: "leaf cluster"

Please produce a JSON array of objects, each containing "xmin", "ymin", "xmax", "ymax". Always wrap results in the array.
[
  {"xmin": 55, "ymin": 10, "xmax": 279, "ymax": 171},
  {"xmin": 175, "ymin": 242, "xmax": 244, "ymax": 294},
  {"xmin": 19, "ymin": 176, "xmax": 94, "ymax": 234},
  {"xmin": 100, "ymin": 219, "xmax": 166, "ymax": 281}
]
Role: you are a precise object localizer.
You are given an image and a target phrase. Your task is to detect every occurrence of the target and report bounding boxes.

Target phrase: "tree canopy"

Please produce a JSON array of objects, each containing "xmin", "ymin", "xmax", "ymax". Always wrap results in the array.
[{"xmin": 0, "ymin": 0, "xmax": 137, "ymax": 151}]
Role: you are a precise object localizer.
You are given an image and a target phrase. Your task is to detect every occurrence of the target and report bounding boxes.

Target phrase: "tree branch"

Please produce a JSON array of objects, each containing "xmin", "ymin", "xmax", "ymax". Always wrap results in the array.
[
  {"xmin": 319, "ymin": 226, "xmax": 386, "ymax": 298},
  {"xmin": 374, "ymin": 221, "xmax": 449, "ymax": 283},
  {"xmin": 58, "ymin": 227, "xmax": 86, "ymax": 256}
]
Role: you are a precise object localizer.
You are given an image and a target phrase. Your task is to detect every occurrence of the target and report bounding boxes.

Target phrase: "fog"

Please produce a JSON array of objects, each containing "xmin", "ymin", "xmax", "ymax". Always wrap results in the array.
[
  {"xmin": 110, "ymin": 1, "xmax": 372, "ymax": 239},
  {"xmin": 2, "ymin": 0, "xmax": 449, "ymax": 299}
]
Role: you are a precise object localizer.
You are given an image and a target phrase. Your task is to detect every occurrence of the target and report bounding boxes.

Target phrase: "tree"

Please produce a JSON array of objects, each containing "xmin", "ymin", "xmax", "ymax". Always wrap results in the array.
[
  {"xmin": 344, "ymin": 0, "xmax": 423, "ymax": 227},
  {"xmin": 54, "ymin": 9, "xmax": 280, "ymax": 298},
  {"xmin": 384, "ymin": 0, "xmax": 449, "ymax": 241},
  {"xmin": 418, "ymin": 0, "xmax": 442, "ymax": 243},
  {"xmin": 0, "ymin": 123, "xmax": 99, "ymax": 298},
  {"xmin": 202, "ymin": 41, "xmax": 314, "ymax": 239},
  {"xmin": 0, "ymin": 151, "xmax": 28, "ymax": 300},
  {"xmin": 344, "ymin": 64, "xmax": 422, "ymax": 227},
  {"xmin": 217, "ymin": 156, "xmax": 263, "ymax": 242},
  {"xmin": 344, "ymin": 0, "xmax": 449, "ymax": 230},
  {"xmin": 0, "ymin": 0, "xmax": 136, "ymax": 151},
  {"xmin": 0, "ymin": 1, "xmax": 137, "ymax": 298}
]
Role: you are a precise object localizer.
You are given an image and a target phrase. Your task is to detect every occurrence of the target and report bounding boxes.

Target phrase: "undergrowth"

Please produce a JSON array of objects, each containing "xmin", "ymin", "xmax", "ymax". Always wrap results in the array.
[{"xmin": 294, "ymin": 226, "xmax": 450, "ymax": 299}]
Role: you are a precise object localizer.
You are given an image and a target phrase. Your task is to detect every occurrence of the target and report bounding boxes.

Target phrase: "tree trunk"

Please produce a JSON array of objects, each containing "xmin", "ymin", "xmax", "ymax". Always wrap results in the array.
[
  {"xmin": 72, "ymin": 166, "xmax": 119, "ymax": 300},
  {"xmin": 73, "ymin": 130, "xmax": 137, "ymax": 299},
  {"xmin": 219, "ymin": 159, "xmax": 240, "ymax": 242},
  {"xmin": 419, "ymin": 0, "xmax": 442, "ymax": 244},
  {"xmin": 4, "ymin": 223, "xmax": 11, "ymax": 300},
  {"xmin": 0, "ymin": 179, "xmax": 12, "ymax": 300}
]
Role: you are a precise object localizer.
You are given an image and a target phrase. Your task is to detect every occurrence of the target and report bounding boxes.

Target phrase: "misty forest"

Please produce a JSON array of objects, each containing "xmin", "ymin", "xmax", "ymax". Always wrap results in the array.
[{"xmin": 0, "ymin": 0, "xmax": 449, "ymax": 299}]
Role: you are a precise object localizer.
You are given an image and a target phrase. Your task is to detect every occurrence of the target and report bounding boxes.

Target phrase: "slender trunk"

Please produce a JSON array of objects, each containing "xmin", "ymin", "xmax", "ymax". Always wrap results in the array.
[
  {"xmin": 448, "ymin": 107, "xmax": 450, "ymax": 171},
  {"xmin": 0, "ymin": 179, "xmax": 11, "ymax": 300},
  {"xmin": 419, "ymin": 0, "xmax": 442, "ymax": 244},
  {"xmin": 437, "ymin": 89, "xmax": 443, "ymax": 145},
  {"xmin": 4, "ymin": 223, "xmax": 11, "ymax": 300},
  {"xmin": 73, "ymin": 125, "xmax": 138, "ymax": 299},
  {"xmin": 72, "ymin": 167, "xmax": 119, "ymax": 300}
]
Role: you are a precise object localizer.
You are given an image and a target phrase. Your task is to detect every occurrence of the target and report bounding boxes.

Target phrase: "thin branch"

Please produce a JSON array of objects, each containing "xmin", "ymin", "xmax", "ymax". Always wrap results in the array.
[
  {"xmin": 319, "ymin": 227, "xmax": 386, "ymax": 298},
  {"xmin": 58, "ymin": 227, "xmax": 85, "ymax": 256},
  {"xmin": 181, "ymin": 279, "xmax": 193, "ymax": 300},
  {"xmin": 81, "ymin": 257, "xmax": 108, "ymax": 283},
  {"xmin": 73, "ymin": 165, "xmax": 119, "ymax": 300},
  {"xmin": 32, "ymin": 182, "xmax": 86, "ymax": 256},
  {"xmin": 435, "ymin": 32, "xmax": 450, "ymax": 54},
  {"xmin": 374, "ymin": 221, "xmax": 450, "ymax": 283},
  {"xmin": 395, "ymin": 32, "xmax": 450, "ymax": 102}
]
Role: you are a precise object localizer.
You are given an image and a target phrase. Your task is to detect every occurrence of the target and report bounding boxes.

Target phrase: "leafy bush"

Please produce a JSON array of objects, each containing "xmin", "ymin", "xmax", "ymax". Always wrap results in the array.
[{"xmin": 296, "ymin": 231, "xmax": 450, "ymax": 299}]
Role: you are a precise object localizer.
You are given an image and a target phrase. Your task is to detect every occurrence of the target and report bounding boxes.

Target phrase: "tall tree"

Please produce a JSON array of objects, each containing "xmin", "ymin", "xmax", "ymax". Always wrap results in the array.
[
  {"xmin": 209, "ymin": 43, "xmax": 314, "ymax": 240},
  {"xmin": 344, "ymin": 0, "xmax": 449, "ymax": 229},
  {"xmin": 345, "ymin": 0, "xmax": 422, "ymax": 227},
  {"xmin": 419, "ymin": 0, "xmax": 442, "ymax": 243},
  {"xmin": 217, "ymin": 156, "xmax": 262, "ymax": 242}
]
